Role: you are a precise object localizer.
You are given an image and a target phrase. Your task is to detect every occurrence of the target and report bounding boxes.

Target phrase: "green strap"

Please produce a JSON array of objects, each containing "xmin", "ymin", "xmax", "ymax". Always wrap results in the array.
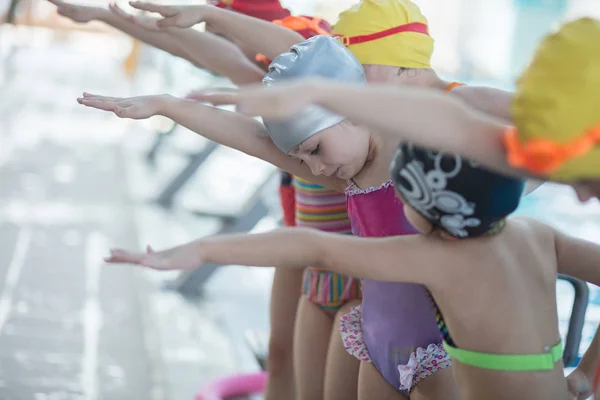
[{"xmin": 443, "ymin": 341, "xmax": 563, "ymax": 371}]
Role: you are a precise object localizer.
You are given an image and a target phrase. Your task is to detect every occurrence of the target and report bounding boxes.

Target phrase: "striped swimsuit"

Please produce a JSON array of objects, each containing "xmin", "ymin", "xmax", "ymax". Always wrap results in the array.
[{"xmin": 294, "ymin": 176, "xmax": 362, "ymax": 315}]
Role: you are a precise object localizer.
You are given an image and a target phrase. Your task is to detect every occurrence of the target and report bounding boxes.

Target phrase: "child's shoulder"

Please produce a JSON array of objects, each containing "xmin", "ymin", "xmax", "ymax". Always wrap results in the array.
[{"xmin": 507, "ymin": 216, "xmax": 557, "ymax": 239}]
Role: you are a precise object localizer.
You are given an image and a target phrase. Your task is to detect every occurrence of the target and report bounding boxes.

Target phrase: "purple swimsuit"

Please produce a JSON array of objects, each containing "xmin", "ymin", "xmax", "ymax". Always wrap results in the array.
[{"xmin": 339, "ymin": 180, "xmax": 452, "ymax": 394}]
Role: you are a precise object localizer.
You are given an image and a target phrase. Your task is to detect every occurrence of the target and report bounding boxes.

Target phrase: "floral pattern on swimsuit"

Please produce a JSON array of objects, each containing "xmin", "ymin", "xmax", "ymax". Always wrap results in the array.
[{"xmin": 341, "ymin": 179, "xmax": 451, "ymax": 394}]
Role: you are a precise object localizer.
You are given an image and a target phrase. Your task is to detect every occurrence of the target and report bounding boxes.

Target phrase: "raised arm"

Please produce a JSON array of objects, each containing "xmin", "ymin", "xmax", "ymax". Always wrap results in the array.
[
  {"xmin": 106, "ymin": 227, "xmax": 457, "ymax": 290},
  {"xmin": 130, "ymin": 2, "xmax": 304, "ymax": 60},
  {"xmin": 77, "ymin": 93, "xmax": 345, "ymax": 192},
  {"xmin": 312, "ymin": 83, "xmax": 519, "ymax": 177},
  {"xmin": 48, "ymin": 1, "xmax": 189, "ymax": 60},
  {"xmin": 107, "ymin": 3, "xmax": 265, "ymax": 85},
  {"xmin": 48, "ymin": 1, "xmax": 265, "ymax": 85},
  {"xmin": 451, "ymin": 85, "xmax": 513, "ymax": 124},
  {"xmin": 197, "ymin": 80, "xmax": 522, "ymax": 179}
]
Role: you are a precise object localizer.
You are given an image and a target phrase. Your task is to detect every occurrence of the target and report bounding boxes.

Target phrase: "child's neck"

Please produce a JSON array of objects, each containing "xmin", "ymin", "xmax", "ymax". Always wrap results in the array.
[{"xmin": 352, "ymin": 131, "xmax": 400, "ymax": 189}]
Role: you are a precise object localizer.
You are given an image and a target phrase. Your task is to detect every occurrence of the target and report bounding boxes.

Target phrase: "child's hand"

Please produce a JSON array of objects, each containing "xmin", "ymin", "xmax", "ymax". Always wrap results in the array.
[
  {"xmin": 567, "ymin": 368, "xmax": 593, "ymax": 400},
  {"xmin": 47, "ymin": 0, "xmax": 103, "ymax": 24},
  {"xmin": 128, "ymin": 1, "xmax": 208, "ymax": 29},
  {"xmin": 77, "ymin": 93, "xmax": 171, "ymax": 119},
  {"xmin": 108, "ymin": 2, "xmax": 161, "ymax": 31},
  {"xmin": 105, "ymin": 241, "xmax": 205, "ymax": 271},
  {"xmin": 188, "ymin": 81, "xmax": 319, "ymax": 120}
]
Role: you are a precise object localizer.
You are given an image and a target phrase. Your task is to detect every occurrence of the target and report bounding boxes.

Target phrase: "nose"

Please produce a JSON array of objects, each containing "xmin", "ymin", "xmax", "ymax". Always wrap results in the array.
[{"xmin": 307, "ymin": 160, "xmax": 326, "ymax": 176}]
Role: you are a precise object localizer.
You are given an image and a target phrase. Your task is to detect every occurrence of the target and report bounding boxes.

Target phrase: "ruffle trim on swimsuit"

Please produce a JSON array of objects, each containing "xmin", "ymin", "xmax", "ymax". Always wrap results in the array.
[
  {"xmin": 339, "ymin": 304, "xmax": 372, "ymax": 362},
  {"xmin": 398, "ymin": 343, "xmax": 452, "ymax": 392},
  {"xmin": 345, "ymin": 179, "xmax": 394, "ymax": 196}
]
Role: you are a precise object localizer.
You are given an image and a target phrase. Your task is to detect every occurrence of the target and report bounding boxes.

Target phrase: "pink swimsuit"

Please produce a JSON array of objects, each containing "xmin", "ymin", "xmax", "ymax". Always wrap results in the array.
[{"xmin": 340, "ymin": 180, "xmax": 451, "ymax": 394}]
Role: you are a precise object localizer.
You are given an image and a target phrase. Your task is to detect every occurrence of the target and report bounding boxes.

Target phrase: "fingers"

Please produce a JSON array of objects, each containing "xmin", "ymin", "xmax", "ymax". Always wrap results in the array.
[
  {"xmin": 129, "ymin": 1, "xmax": 175, "ymax": 17},
  {"xmin": 77, "ymin": 98, "xmax": 120, "ymax": 113},
  {"xmin": 108, "ymin": 3, "xmax": 130, "ymax": 19},
  {"xmin": 82, "ymin": 92, "xmax": 124, "ymax": 102},
  {"xmin": 104, "ymin": 249, "xmax": 147, "ymax": 264}
]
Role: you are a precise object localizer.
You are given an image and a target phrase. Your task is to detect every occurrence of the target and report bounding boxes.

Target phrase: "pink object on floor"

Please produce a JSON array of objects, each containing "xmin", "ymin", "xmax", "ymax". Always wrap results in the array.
[{"xmin": 196, "ymin": 372, "xmax": 268, "ymax": 400}]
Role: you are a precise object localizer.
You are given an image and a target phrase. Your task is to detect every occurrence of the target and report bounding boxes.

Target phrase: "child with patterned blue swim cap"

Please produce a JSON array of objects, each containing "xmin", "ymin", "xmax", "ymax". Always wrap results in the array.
[{"xmin": 105, "ymin": 138, "xmax": 600, "ymax": 400}]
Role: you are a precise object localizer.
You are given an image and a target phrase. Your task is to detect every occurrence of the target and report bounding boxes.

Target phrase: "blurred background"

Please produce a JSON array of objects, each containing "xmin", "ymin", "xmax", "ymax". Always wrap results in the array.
[{"xmin": 0, "ymin": 0, "xmax": 599, "ymax": 399}]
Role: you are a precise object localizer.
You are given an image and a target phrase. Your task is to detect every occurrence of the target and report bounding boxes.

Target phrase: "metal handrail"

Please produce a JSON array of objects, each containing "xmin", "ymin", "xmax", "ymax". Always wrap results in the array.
[{"xmin": 558, "ymin": 274, "xmax": 589, "ymax": 367}]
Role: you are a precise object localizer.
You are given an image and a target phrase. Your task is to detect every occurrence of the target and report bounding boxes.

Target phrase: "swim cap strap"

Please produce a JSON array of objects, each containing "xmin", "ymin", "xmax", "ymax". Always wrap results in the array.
[
  {"xmin": 504, "ymin": 125, "xmax": 600, "ymax": 175},
  {"xmin": 334, "ymin": 22, "xmax": 429, "ymax": 47}
]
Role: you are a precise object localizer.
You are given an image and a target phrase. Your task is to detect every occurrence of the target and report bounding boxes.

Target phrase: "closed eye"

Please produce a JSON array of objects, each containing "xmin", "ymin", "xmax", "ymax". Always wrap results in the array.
[{"xmin": 310, "ymin": 145, "xmax": 320, "ymax": 156}]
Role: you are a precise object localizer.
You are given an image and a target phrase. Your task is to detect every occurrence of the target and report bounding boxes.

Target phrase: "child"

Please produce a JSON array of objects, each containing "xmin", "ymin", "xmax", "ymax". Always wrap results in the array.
[
  {"xmin": 192, "ymin": 17, "xmax": 600, "ymax": 202},
  {"xmin": 102, "ymin": 137, "xmax": 600, "ymax": 400},
  {"xmin": 78, "ymin": 33, "xmax": 460, "ymax": 398}
]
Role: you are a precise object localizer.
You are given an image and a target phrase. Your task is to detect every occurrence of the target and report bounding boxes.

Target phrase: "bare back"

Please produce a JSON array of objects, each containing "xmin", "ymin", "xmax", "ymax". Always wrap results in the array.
[{"xmin": 431, "ymin": 217, "xmax": 569, "ymax": 400}]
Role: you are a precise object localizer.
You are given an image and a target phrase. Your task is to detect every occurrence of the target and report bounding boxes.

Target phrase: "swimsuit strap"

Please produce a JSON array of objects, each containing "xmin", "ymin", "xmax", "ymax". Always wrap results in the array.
[{"xmin": 443, "ymin": 340, "xmax": 563, "ymax": 371}]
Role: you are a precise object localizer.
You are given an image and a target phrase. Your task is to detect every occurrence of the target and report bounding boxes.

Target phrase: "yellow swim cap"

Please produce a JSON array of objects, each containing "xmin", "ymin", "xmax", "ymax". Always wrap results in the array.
[
  {"xmin": 331, "ymin": 0, "xmax": 433, "ymax": 68},
  {"xmin": 507, "ymin": 18, "xmax": 600, "ymax": 181}
]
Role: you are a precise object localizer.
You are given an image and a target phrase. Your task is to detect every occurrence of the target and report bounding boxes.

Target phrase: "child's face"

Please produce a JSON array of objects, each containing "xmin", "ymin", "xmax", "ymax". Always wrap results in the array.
[{"xmin": 290, "ymin": 121, "xmax": 370, "ymax": 180}]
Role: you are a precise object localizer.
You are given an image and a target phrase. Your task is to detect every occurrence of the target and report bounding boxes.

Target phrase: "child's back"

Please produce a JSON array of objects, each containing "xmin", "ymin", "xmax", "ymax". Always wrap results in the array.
[{"xmin": 433, "ymin": 217, "xmax": 568, "ymax": 400}]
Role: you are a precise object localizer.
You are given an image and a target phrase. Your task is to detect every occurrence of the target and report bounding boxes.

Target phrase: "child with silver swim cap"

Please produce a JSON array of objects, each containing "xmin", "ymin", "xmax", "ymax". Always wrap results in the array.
[{"xmin": 79, "ymin": 33, "xmax": 459, "ymax": 398}]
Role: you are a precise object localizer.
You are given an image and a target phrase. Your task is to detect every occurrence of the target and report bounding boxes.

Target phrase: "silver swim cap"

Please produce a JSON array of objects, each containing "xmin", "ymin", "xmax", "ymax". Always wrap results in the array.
[{"xmin": 263, "ymin": 35, "xmax": 366, "ymax": 153}]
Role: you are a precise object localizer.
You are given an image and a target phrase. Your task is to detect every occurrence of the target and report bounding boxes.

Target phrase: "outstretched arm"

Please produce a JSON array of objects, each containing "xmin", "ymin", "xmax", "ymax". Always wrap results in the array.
[
  {"xmin": 48, "ymin": 1, "xmax": 264, "ymax": 85},
  {"xmin": 451, "ymin": 85, "xmax": 513, "ymax": 124},
  {"xmin": 77, "ymin": 93, "xmax": 345, "ymax": 192},
  {"xmin": 48, "ymin": 0, "xmax": 189, "ymax": 60},
  {"xmin": 313, "ymin": 83, "xmax": 518, "ymax": 177},
  {"xmin": 130, "ymin": 2, "xmax": 304, "ymax": 60},
  {"xmin": 195, "ymin": 80, "xmax": 522, "ymax": 179},
  {"xmin": 105, "ymin": 228, "xmax": 456, "ymax": 289}
]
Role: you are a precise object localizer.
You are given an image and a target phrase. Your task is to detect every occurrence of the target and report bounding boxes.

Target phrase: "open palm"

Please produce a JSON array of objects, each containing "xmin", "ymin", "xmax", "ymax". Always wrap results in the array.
[
  {"xmin": 47, "ymin": 0, "xmax": 100, "ymax": 23},
  {"xmin": 129, "ymin": 1, "xmax": 205, "ymax": 29},
  {"xmin": 77, "ymin": 93, "xmax": 169, "ymax": 119},
  {"xmin": 105, "ymin": 241, "xmax": 205, "ymax": 271}
]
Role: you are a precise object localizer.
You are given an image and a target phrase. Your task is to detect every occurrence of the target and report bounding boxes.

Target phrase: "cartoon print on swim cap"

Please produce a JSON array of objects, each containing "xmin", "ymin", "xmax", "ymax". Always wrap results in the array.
[
  {"xmin": 390, "ymin": 143, "xmax": 525, "ymax": 238},
  {"xmin": 262, "ymin": 35, "xmax": 366, "ymax": 153}
]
